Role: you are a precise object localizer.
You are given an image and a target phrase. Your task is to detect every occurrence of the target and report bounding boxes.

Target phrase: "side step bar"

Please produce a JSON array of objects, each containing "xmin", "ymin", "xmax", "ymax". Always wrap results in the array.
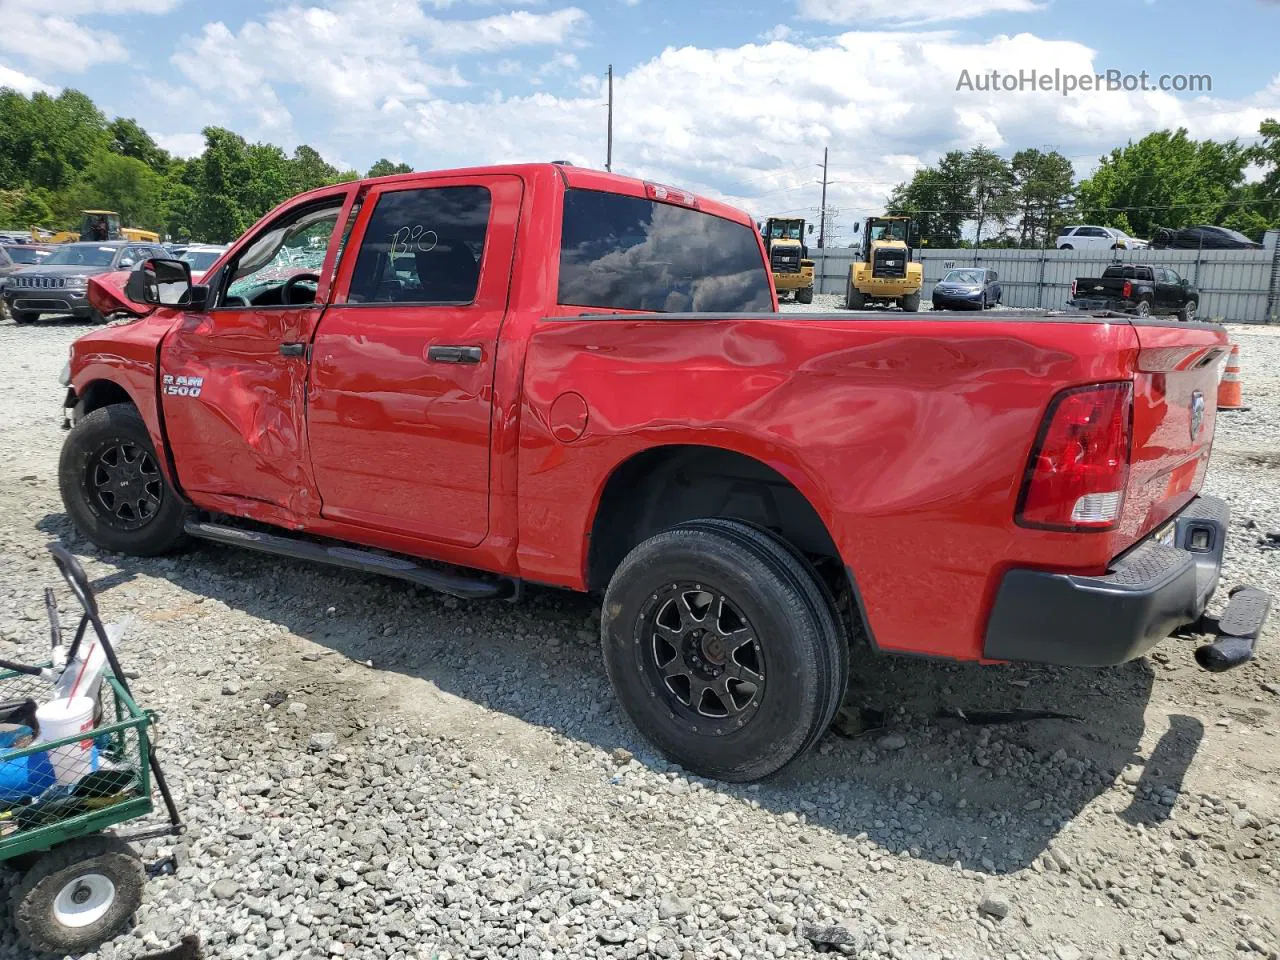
[
  {"xmin": 1193, "ymin": 586, "xmax": 1271, "ymax": 672},
  {"xmin": 183, "ymin": 520, "xmax": 517, "ymax": 601}
]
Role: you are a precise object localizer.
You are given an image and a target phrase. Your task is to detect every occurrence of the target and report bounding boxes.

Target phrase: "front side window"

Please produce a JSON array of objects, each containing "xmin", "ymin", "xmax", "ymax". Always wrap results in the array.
[
  {"xmin": 222, "ymin": 201, "xmax": 342, "ymax": 308},
  {"xmin": 347, "ymin": 186, "xmax": 490, "ymax": 305},
  {"xmin": 559, "ymin": 189, "xmax": 772, "ymax": 313}
]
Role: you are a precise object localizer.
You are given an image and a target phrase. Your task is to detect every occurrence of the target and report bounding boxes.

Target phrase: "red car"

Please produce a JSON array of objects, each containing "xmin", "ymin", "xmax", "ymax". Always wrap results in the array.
[{"xmin": 60, "ymin": 163, "xmax": 1269, "ymax": 781}]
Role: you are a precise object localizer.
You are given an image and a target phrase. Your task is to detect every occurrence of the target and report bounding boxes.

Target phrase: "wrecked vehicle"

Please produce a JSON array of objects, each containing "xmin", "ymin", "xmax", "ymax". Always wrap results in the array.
[{"xmin": 57, "ymin": 163, "xmax": 1271, "ymax": 781}]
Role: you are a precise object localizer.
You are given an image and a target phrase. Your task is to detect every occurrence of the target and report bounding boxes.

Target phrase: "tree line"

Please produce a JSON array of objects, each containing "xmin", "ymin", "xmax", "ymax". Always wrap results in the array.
[
  {"xmin": 0, "ymin": 88, "xmax": 412, "ymax": 242},
  {"xmin": 887, "ymin": 123, "xmax": 1280, "ymax": 247}
]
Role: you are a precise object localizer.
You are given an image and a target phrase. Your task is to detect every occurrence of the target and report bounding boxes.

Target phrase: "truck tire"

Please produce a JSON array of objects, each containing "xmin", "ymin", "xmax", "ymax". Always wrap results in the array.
[
  {"xmin": 845, "ymin": 278, "xmax": 865, "ymax": 311},
  {"xmin": 59, "ymin": 404, "xmax": 187, "ymax": 556},
  {"xmin": 901, "ymin": 292, "xmax": 921, "ymax": 312},
  {"xmin": 1134, "ymin": 299, "xmax": 1151, "ymax": 318},
  {"xmin": 1178, "ymin": 300, "xmax": 1197, "ymax": 322},
  {"xmin": 796, "ymin": 286, "xmax": 813, "ymax": 305},
  {"xmin": 11, "ymin": 835, "xmax": 144, "ymax": 956},
  {"xmin": 601, "ymin": 519, "xmax": 848, "ymax": 782}
]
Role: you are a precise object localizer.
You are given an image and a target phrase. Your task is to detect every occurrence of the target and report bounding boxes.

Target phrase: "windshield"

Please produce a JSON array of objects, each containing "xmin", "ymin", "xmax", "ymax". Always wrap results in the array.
[
  {"xmin": 768, "ymin": 221, "xmax": 803, "ymax": 240},
  {"xmin": 1216, "ymin": 227, "xmax": 1256, "ymax": 244},
  {"xmin": 942, "ymin": 269, "xmax": 984, "ymax": 285},
  {"xmin": 180, "ymin": 250, "xmax": 223, "ymax": 271},
  {"xmin": 39, "ymin": 245, "xmax": 118, "ymax": 268},
  {"xmin": 8, "ymin": 247, "xmax": 49, "ymax": 264},
  {"xmin": 868, "ymin": 219, "xmax": 909, "ymax": 242}
]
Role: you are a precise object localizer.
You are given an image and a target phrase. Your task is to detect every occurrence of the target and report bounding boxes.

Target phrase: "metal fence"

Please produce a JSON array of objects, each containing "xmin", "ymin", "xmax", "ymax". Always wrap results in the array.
[{"xmin": 810, "ymin": 245, "xmax": 1280, "ymax": 323}]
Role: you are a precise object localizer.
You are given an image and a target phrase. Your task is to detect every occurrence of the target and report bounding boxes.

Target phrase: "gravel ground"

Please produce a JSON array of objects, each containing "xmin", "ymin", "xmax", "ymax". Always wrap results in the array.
[{"xmin": 0, "ymin": 313, "xmax": 1277, "ymax": 960}]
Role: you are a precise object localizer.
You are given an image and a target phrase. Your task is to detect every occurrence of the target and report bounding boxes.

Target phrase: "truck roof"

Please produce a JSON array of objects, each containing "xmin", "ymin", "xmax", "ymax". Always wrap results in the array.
[{"xmin": 299, "ymin": 163, "xmax": 755, "ymax": 230}]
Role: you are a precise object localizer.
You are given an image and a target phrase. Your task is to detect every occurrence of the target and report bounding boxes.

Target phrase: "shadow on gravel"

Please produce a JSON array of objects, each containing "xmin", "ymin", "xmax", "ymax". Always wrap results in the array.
[{"xmin": 37, "ymin": 512, "xmax": 1199, "ymax": 875}]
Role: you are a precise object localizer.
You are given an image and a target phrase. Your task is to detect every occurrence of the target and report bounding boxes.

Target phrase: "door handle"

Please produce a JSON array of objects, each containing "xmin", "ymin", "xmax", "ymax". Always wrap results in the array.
[
  {"xmin": 279, "ymin": 342, "xmax": 305, "ymax": 357},
  {"xmin": 428, "ymin": 345, "xmax": 482, "ymax": 364}
]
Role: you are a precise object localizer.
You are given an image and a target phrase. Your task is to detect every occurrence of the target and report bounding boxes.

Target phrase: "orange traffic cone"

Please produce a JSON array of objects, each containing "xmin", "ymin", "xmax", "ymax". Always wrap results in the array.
[{"xmin": 1217, "ymin": 343, "xmax": 1249, "ymax": 411}]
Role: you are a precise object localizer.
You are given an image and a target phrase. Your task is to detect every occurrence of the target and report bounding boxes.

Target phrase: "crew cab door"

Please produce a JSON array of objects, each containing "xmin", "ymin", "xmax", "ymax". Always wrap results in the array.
[
  {"xmin": 305, "ymin": 175, "xmax": 522, "ymax": 547},
  {"xmin": 158, "ymin": 185, "xmax": 358, "ymax": 513}
]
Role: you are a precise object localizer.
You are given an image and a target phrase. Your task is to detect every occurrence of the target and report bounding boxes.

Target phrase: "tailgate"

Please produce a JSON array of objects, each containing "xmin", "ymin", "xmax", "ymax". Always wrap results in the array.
[
  {"xmin": 1118, "ymin": 322, "xmax": 1230, "ymax": 546},
  {"xmin": 1076, "ymin": 277, "xmax": 1125, "ymax": 297}
]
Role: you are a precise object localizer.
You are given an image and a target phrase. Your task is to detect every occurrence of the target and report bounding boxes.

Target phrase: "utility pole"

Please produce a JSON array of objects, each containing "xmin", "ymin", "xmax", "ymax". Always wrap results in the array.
[
  {"xmin": 817, "ymin": 147, "xmax": 829, "ymax": 249},
  {"xmin": 606, "ymin": 65, "xmax": 613, "ymax": 173}
]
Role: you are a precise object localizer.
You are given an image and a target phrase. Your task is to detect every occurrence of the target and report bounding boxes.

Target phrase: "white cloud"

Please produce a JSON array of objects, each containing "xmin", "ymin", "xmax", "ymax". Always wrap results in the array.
[
  {"xmin": 153, "ymin": 132, "xmax": 207, "ymax": 158},
  {"xmin": 172, "ymin": 1, "xmax": 585, "ymax": 138},
  {"xmin": 797, "ymin": 0, "xmax": 1045, "ymax": 25},
  {"xmin": 0, "ymin": 0, "xmax": 180, "ymax": 72},
  {"xmin": 0, "ymin": 62, "xmax": 56, "ymax": 95},
  {"xmin": 369, "ymin": 30, "xmax": 1278, "ymax": 244},
  {"xmin": 760, "ymin": 25, "xmax": 796, "ymax": 42}
]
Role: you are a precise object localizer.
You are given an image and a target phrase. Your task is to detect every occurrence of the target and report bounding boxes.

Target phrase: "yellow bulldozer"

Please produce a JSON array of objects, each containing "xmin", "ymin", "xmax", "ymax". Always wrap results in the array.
[
  {"xmin": 760, "ymin": 216, "xmax": 815, "ymax": 304},
  {"xmin": 31, "ymin": 210, "xmax": 160, "ymax": 245},
  {"xmin": 844, "ymin": 215, "xmax": 923, "ymax": 312}
]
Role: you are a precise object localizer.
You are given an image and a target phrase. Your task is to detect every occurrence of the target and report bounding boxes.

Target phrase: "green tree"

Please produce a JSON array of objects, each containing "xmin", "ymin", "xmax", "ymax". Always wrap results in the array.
[
  {"xmin": 966, "ymin": 146, "xmax": 1017, "ymax": 247},
  {"xmin": 367, "ymin": 158, "xmax": 413, "ymax": 178},
  {"xmin": 107, "ymin": 117, "xmax": 171, "ymax": 174},
  {"xmin": 887, "ymin": 152, "xmax": 973, "ymax": 247},
  {"xmin": 0, "ymin": 89, "xmax": 109, "ymax": 193},
  {"xmin": 1245, "ymin": 118, "xmax": 1280, "ymax": 230},
  {"xmin": 290, "ymin": 144, "xmax": 342, "ymax": 193},
  {"xmin": 64, "ymin": 153, "xmax": 163, "ymax": 230},
  {"xmin": 1076, "ymin": 128, "xmax": 1249, "ymax": 238},
  {"xmin": 1010, "ymin": 148, "xmax": 1076, "ymax": 247}
]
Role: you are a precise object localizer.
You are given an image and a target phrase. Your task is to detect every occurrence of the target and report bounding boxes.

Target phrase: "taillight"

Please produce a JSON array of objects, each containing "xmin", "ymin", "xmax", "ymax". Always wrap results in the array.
[
  {"xmin": 644, "ymin": 182, "xmax": 699, "ymax": 208},
  {"xmin": 1016, "ymin": 382, "xmax": 1133, "ymax": 531},
  {"xmin": 1122, "ymin": 280, "xmax": 1132, "ymax": 298}
]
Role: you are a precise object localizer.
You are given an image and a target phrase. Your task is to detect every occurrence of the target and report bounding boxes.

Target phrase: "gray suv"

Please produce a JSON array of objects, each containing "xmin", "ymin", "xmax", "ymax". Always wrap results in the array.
[{"xmin": 3, "ymin": 241, "xmax": 168, "ymax": 324}]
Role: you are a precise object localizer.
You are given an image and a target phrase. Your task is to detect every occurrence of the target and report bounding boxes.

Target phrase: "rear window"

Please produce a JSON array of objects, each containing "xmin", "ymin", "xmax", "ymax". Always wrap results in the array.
[{"xmin": 558, "ymin": 188, "xmax": 772, "ymax": 313}]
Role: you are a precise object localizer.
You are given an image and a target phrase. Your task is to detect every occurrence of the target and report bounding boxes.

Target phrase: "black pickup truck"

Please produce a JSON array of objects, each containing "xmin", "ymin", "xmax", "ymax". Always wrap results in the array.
[{"xmin": 1067, "ymin": 263, "xmax": 1199, "ymax": 321}]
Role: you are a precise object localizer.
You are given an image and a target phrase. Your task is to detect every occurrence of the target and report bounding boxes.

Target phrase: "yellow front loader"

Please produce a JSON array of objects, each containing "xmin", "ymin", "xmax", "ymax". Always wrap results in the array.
[
  {"xmin": 761, "ymin": 217, "xmax": 815, "ymax": 304},
  {"xmin": 31, "ymin": 211, "xmax": 160, "ymax": 245},
  {"xmin": 844, "ymin": 215, "xmax": 923, "ymax": 311}
]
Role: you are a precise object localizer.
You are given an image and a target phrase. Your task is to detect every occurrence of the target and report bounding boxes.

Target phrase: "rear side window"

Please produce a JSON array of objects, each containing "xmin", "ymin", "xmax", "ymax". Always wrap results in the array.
[
  {"xmin": 558, "ymin": 188, "xmax": 772, "ymax": 313},
  {"xmin": 348, "ymin": 186, "xmax": 490, "ymax": 305}
]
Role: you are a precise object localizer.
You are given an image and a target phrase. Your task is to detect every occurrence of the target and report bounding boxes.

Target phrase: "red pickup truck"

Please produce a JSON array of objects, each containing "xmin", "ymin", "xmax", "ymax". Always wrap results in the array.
[{"xmin": 59, "ymin": 163, "xmax": 1269, "ymax": 782}]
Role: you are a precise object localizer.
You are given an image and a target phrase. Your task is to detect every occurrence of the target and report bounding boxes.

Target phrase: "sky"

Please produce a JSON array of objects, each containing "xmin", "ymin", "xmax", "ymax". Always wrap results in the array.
[{"xmin": 1, "ymin": 0, "xmax": 1278, "ymax": 245}]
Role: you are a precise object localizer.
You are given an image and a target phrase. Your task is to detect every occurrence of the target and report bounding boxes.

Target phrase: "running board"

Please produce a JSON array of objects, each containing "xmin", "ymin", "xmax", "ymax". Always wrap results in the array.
[{"xmin": 183, "ymin": 520, "xmax": 516, "ymax": 601}]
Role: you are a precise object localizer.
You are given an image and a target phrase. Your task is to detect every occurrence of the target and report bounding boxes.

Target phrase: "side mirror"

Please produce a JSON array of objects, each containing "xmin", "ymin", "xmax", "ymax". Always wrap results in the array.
[
  {"xmin": 1180, "ymin": 278, "xmax": 1189, "ymax": 287},
  {"xmin": 117, "ymin": 257, "xmax": 135, "ymax": 269},
  {"xmin": 807, "ymin": 224, "xmax": 815, "ymax": 234},
  {"xmin": 852, "ymin": 223, "xmax": 861, "ymax": 234},
  {"xmin": 990, "ymin": 271, "xmax": 998, "ymax": 282},
  {"xmin": 124, "ymin": 257, "xmax": 196, "ymax": 307}
]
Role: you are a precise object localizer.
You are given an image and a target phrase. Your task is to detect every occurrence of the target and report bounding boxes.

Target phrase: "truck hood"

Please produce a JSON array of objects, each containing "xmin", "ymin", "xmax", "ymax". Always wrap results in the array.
[
  {"xmin": 86, "ymin": 271, "xmax": 153, "ymax": 319},
  {"xmin": 10, "ymin": 263, "xmax": 116, "ymax": 278}
]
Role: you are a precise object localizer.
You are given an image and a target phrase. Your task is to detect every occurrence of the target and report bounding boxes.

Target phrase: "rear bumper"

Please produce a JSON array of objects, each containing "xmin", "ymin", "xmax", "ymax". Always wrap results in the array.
[
  {"xmin": 1067, "ymin": 297, "xmax": 1133, "ymax": 313},
  {"xmin": 984, "ymin": 495, "xmax": 1237, "ymax": 666}
]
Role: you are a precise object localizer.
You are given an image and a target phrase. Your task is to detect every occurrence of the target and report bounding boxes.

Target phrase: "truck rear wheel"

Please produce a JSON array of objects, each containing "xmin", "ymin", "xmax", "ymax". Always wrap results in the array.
[
  {"xmin": 1134, "ymin": 299, "xmax": 1151, "ymax": 318},
  {"xmin": 59, "ymin": 404, "xmax": 187, "ymax": 556},
  {"xmin": 601, "ymin": 519, "xmax": 848, "ymax": 782}
]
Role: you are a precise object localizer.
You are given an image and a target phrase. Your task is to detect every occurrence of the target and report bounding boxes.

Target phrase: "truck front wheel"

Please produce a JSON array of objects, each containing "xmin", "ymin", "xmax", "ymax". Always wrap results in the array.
[
  {"xmin": 601, "ymin": 519, "xmax": 848, "ymax": 782},
  {"xmin": 795, "ymin": 286, "xmax": 814, "ymax": 305},
  {"xmin": 59, "ymin": 404, "xmax": 187, "ymax": 556}
]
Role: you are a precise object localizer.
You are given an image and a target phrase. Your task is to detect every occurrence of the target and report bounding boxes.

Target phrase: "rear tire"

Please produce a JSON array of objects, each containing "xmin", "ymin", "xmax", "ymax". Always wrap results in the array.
[
  {"xmin": 845, "ymin": 277, "xmax": 866, "ymax": 310},
  {"xmin": 901, "ymin": 292, "xmax": 920, "ymax": 312},
  {"xmin": 11, "ymin": 835, "xmax": 144, "ymax": 956},
  {"xmin": 601, "ymin": 519, "xmax": 848, "ymax": 782},
  {"xmin": 59, "ymin": 404, "xmax": 187, "ymax": 556},
  {"xmin": 1178, "ymin": 300, "xmax": 1197, "ymax": 322},
  {"xmin": 1134, "ymin": 299, "xmax": 1151, "ymax": 318},
  {"xmin": 795, "ymin": 286, "xmax": 813, "ymax": 305}
]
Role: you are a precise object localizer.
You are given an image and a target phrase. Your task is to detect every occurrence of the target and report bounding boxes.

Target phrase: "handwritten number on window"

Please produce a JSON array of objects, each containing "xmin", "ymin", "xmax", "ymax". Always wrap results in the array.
[{"xmin": 390, "ymin": 225, "xmax": 437, "ymax": 257}]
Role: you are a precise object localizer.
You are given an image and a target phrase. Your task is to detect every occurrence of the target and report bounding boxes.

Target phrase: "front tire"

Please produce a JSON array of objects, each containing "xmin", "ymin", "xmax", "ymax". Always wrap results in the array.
[
  {"xmin": 11, "ymin": 309, "xmax": 37, "ymax": 325},
  {"xmin": 845, "ymin": 277, "xmax": 866, "ymax": 310},
  {"xmin": 1059, "ymin": 244, "xmax": 1073, "ymax": 250},
  {"xmin": 11, "ymin": 835, "xmax": 144, "ymax": 956},
  {"xmin": 901, "ymin": 292, "xmax": 920, "ymax": 312},
  {"xmin": 601, "ymin": 519, "xmax": 848, "ymax": 782},
  {"xmin": 795, "ymin": 286, "xmax": 813, "ymax": 305},
  {"xmin": 59, "ymin": 404, "xmax": 187, "ymax": 556}
]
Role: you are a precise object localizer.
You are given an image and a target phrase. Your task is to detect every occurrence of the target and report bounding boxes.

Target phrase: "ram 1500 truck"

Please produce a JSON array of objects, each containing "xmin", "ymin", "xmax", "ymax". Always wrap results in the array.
[
  {"xmin": 1067, "ymin": 263, "xmax": 1199, "ymax": 321},
  {"xmin": 59, "ymin": 164, "xmax": 1270, "ymax": 782}
]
